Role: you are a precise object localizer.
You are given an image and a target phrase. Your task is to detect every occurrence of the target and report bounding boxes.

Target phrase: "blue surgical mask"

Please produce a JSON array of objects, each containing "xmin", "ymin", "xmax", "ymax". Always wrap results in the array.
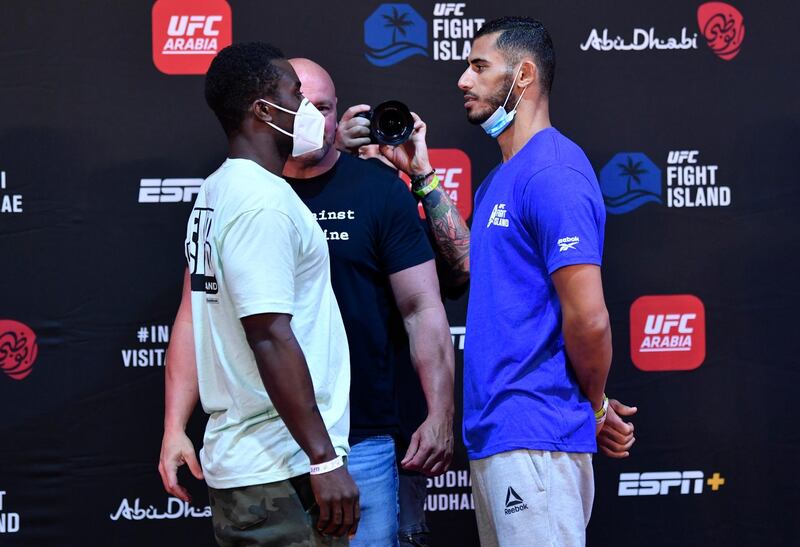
[{"xmin": 480, "ymin": 65, "xmax": 528, "ymax": 139}]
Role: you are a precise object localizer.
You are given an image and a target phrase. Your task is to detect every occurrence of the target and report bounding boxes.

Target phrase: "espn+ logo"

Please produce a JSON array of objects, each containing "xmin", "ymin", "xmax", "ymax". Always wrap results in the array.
[
  {"xmin": 152, "ymin": 0, "xmax": 232, "ymax": 75},
  {"xmin": 619, "ymin": 471, "xmax": 725, "ymax": 496},
  {"xmin": 630, "ymin": 295, "xmax": 706, "ymax": 371}
]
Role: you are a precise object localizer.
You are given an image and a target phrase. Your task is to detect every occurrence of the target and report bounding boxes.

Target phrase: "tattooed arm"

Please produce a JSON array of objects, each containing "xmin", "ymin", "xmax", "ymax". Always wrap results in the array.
[
  {"xmin": 415, "ymin": 174, "xmax": 470, "ymax": 288},
  {"xmin": 377, "ymin": 112, "xmax": 471, "ymax": 290}
]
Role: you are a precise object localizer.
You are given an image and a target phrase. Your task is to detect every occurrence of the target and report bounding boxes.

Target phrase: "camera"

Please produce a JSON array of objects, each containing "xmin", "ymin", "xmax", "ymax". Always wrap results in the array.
[{"xmin": 356, "ymin": 100, "xmax": 415, "ymax": 146}]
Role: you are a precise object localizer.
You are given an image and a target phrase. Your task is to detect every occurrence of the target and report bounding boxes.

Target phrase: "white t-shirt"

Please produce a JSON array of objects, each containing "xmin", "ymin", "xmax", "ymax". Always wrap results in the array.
[{"xmin": 185, "ymin": 158, "xmax": 350, "ymax": 489}]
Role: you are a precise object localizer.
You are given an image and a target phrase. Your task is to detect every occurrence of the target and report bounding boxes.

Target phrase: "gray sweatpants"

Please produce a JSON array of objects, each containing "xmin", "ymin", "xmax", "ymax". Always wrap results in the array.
[{"xmin": 470, "ymin": 449, "xmax": 594, "ymax": 547}]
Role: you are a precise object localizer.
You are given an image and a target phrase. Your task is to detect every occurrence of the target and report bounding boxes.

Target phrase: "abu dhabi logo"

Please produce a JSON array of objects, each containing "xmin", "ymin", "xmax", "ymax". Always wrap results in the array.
[
  {"xmin": 580, "ymin": 2, "xmax": 744, "ymax": 61},
  {"xmin": 598, "ymin": 153, "xmax": 662, "ymax": 214},
  {"xmin": 697, "ymin": 2, "xmax": 745, "ymax": 61},
  {"xmin": 0, "ymin": 320, "xmax": 38, "ymax": 381},
  {"xmin": 365, "ymin": 4, "xmax": 427, "ymax": 67}
]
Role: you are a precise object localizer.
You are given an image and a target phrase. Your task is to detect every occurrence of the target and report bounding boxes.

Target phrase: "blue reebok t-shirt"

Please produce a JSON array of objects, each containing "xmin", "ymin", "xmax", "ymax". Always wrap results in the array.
[{"xmin": 463, "ymin": 127, "xmax": 606, "ymax": 459}]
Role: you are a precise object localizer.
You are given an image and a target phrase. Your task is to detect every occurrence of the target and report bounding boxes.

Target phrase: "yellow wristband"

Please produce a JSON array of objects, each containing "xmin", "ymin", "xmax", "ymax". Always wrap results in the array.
[
  {"xmin": 594, "ymin": 395, "xmax": 609, "ymax": 422},
  {"xmin": 413, "ymin": 174, "xmax": 440, "ymax": 198}
]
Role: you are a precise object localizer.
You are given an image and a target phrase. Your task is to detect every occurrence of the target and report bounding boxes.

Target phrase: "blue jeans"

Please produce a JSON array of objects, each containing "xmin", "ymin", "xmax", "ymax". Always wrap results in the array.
[
  {"xmin": 398, "ymin": 472, "xmax": 430, "ymax": 546},
  {"xmin": 348, "ymin": 435, "xmax": 399, "ymax": 547}
]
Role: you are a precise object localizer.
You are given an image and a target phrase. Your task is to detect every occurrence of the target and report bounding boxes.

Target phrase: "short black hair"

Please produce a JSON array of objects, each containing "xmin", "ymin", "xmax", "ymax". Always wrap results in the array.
[
  {"xmin": 204, "ymin": 42, "xmax": 286, "ymax": 135},
  {"xmin": 476, "ymin": 16, "xmax": 555, "ymax": 95}
]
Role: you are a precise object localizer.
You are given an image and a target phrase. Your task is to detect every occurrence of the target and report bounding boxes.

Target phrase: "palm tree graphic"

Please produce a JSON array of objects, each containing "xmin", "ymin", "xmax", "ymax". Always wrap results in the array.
[
  {"xmin": 617, "ymin": 155, "xmax": 648, "ymax": 193},
  {"xmin": 383, "ymin": 6, "xmax": 413, "ymax": 44}
]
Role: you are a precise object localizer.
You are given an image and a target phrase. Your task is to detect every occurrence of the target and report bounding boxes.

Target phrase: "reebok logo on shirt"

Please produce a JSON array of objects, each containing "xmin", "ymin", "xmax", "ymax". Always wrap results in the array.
[
  {"xmin": 487, "ymin": 203, "xmax": 509, "ymax": 228},
  {"xmin": 557, "ymin": 236, "xmax": 580, "ymax": 251},
  {"xmin": 504, "ymin": 486, "xmax": 528, "ymax": 515}
]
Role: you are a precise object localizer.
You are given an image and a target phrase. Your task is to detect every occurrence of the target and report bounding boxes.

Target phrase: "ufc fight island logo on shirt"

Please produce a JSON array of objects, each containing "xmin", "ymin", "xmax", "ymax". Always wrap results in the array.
[
  {"xmin": 630, "ymin": 294, "xmax": 706, "ymax": 371},
  {"xmin": 486, "ymin": 204, "xmax": 509, "ymax": 228},
  {"xmin": 152, "ymin": 0, "xmax": 232, "ymax": 75}
]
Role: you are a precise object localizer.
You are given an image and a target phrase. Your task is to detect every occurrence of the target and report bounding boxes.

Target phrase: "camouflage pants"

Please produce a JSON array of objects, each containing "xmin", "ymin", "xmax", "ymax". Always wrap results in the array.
[{"xmin": 208, "ymin": 474, "xmax": 349, "ymax": 547}]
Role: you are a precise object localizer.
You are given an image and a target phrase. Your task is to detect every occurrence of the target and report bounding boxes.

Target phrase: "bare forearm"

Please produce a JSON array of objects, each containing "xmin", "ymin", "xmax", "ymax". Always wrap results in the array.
[
  {"xmin": 164, "ymin": 270, "xmax": 199, "ymax": 433},
  {"xmin": 404, "ymin": 305, "xmax": 455, "ymax": 418},
  {"xmin": 563, "ymin": 312, "xmax": 612, "ymax": 409},
  {"xmin": 419, "ymin": 185, "xmax": 470, "ymax": 287},
  {"xmin": 245, "ymin": 321, "xmax": 337, "ymax": 464}
]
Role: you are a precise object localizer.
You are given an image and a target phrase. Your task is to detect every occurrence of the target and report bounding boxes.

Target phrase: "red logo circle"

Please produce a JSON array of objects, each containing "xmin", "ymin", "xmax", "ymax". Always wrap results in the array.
[{"xmin": 0, "ymin": 319, "xmax": 39, "ymax": 380}]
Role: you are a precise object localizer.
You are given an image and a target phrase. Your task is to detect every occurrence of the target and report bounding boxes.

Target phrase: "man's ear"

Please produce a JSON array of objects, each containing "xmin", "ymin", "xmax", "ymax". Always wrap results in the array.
[
  {"xmin": 517, "ymin": 59, "xmax": 538, "ymax": 90},
  {"xmin": 252, "ymin": 99, "xmax": 272, "ymax": 123}
]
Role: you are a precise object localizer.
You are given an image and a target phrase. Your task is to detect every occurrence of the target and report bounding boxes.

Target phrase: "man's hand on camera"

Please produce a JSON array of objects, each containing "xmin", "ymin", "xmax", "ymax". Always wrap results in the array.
[
  {"xmin": 335, "ymin": 104, "xmax": 372, "ymax": 154},
  {"xmin": 378, "ymin": 112, "xmax": 433, "ymax": 178},
  {"xmin": 309, "ymin": 465, "xmax": 360, "ymax": 538}
]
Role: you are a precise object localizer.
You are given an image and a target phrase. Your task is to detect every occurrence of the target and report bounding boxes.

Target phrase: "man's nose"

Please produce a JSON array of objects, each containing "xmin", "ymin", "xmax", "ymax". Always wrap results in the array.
[{"xmin": 457, "ymin": 69, "xmax": 472, "ymax": 91}]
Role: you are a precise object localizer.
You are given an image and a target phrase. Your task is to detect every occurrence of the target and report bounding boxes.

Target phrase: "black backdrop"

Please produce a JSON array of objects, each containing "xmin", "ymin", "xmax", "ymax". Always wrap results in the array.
[{"xmin": 1, "ymin": 1, "xmax": 798, "ymax": 545}]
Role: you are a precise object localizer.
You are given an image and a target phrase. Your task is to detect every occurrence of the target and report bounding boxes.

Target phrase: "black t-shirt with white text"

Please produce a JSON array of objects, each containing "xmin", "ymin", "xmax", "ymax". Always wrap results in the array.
[{"xmin": 286, "ymin": 153, "xmax": 434, "ymax": 439}]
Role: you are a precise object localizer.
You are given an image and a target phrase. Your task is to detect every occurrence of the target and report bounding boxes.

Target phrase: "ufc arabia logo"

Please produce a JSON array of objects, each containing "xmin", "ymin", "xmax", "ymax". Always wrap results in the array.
[
  {"xmin": 152, "ymin": 0, "xmax": 232, "ymax": 75},
  {"xmin": 139, "ymin": 179, "xmax": 202, "ymax": 203},
  {"xmin": 630, "ymin": 295, "xmax": 706, "ymax": 371}
]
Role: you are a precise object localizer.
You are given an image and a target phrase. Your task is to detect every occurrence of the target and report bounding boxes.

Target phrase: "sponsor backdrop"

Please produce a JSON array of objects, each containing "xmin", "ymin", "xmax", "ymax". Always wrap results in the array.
[{"xmin": 0, "ymin": 0, "xmax": 797, "ymax": 545}]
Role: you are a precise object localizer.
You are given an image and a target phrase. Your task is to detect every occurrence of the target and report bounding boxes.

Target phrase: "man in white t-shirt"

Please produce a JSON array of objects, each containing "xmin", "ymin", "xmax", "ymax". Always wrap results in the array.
[{"xmin": 168, "ymin": 42, "xmax": 358, "ymax": 546}]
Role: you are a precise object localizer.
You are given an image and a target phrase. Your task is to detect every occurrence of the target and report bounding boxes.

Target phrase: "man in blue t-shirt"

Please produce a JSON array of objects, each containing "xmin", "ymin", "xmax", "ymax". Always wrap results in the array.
[{"xmin": 457, "ymin": 17, "xmax": 637, "ymax": 546}]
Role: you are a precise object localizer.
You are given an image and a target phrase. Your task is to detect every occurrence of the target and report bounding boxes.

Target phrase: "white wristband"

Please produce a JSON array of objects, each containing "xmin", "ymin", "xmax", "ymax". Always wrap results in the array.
[{"xmin": 310, "ymin": 455, "xmax": 344, "ymax": 475}]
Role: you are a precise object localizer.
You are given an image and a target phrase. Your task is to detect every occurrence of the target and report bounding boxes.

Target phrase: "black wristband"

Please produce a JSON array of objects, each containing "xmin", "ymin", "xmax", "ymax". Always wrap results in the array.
[{"xmin": 410, "ymin": 170, "xmax": 435, "ymax": 189}]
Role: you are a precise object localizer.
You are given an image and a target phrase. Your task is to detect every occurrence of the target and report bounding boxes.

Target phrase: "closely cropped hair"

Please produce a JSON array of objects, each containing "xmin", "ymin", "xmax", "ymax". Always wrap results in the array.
[
  {"xmin": 205, "ymin": 42, "xmax": 285, "ymax": 135},
  {"xmin": 476, "ymin": 16, "xmax": 555, "ymax": 95}
]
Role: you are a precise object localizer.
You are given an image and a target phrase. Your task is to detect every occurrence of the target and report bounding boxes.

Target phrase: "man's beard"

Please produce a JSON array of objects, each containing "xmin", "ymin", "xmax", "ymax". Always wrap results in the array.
[{"xmin": 467, "ymin": 72, "xmax": 515, "ymax": 125}]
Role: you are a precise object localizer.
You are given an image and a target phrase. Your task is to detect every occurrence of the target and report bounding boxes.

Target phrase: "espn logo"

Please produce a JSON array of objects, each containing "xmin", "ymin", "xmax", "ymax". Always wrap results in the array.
[
  {"xmin": 630, "ymin": 295, "xmax": 706, "ymax": 371},
  {"xmin": 139, "ymin": 179, "xmax": 202, "ymax": 203},
  {"xmin": 400, "ymin": 149, "xmax": 472, "ymax": 220},
  {"xmin": 619, "ymin": 471, "xmax": 725, "ymax": 496},
  {"xmin": 152, "ymin": 0, "xmax": 232, "ymax": 75}
]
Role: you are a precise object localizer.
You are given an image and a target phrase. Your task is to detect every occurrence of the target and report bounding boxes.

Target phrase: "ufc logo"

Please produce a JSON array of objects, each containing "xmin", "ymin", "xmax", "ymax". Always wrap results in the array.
[
  {"xmin": 644, "ymin": 313, "xmax": 696, "ymax": 335},
  {"xmin": 434, "ymin": 167, "xmax": 463, "ymax": 189},
  {"xmin": 619, "ymin": 472, "xmax": 704, "ymax": 496},
  {"xmin": 433, "ymin": 3, "xmax": 466, "ymax": 16},
  {"xmin": 667, "ymin": 150, "xmax": 699, "ymax": 164},
  {"xmin": 167, "ymin": 15, "xmax": 222, "ymax": 37},
  {"xmin": 139, "ymin": 179, "xmax": 202, "ymax": 203}
]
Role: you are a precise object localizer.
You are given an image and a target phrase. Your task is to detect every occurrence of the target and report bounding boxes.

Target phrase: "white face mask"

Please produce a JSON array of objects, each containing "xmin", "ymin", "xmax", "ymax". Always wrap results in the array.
[
  {"xmin": 259, "ymin": 97, "xmax": 325, "ymax": 157},
  {"xmin": 480, "ymin": 65, "xmax": 528, "ymax": 139}
]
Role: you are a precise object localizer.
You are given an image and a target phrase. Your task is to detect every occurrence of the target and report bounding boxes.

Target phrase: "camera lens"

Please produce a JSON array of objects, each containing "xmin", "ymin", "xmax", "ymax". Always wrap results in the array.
[{"xmin": 371, "ymin": 101, "xmax": 414, "ymax": 146}]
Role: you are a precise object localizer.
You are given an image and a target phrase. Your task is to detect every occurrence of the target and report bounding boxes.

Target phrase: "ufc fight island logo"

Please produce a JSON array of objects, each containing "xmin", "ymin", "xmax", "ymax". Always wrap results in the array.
[
  {"xmin": 629, "ymin": 295, "xmax": 706, "ymax": 371},
  {"xmin": 152, "ymin": 0, "xmax": 232, "ymax": 75}
]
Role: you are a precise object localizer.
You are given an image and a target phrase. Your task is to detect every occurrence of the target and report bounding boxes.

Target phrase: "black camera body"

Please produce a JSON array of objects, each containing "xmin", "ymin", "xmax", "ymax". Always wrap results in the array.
[{"xmin": 356, "ymin": 100, "xmax": 414, "ymax": 146}]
